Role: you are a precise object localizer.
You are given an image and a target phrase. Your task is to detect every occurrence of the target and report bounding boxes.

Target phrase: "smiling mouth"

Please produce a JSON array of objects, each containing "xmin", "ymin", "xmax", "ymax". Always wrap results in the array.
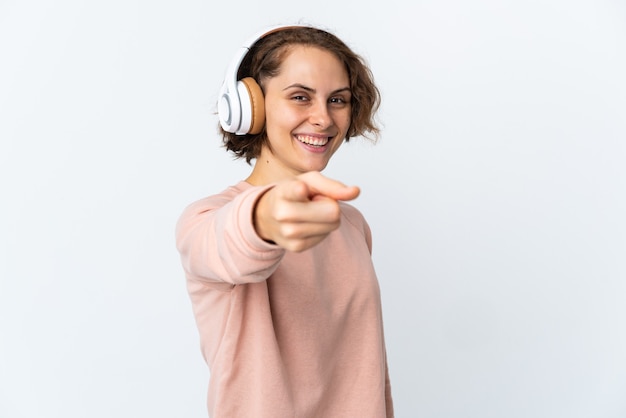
[{"xmin": 295, "ymin": 134, "xmax": 331, "ymax": 147}]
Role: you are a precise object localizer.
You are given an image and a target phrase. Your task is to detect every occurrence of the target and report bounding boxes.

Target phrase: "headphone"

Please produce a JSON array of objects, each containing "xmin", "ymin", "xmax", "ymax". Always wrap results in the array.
[{"xmin": 217, "ymin": 24, "xmax": 306, "ymax": 135}]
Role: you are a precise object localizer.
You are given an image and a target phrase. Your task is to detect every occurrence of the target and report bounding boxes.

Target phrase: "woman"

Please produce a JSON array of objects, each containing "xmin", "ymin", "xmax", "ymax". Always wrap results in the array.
[{"xmin": 176, "ymin": 24, "xmax": 393, "ymax": 417}]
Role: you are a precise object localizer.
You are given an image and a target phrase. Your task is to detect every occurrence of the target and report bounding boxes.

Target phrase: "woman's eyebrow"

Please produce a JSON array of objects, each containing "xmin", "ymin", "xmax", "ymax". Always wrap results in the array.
[
  {"xmin": 283, "ymin": 83, "xmax": 315, "ymax": 92},
  {"xmin": 283, "ymin": 83, "xmax": 351, "ymax": 95}
]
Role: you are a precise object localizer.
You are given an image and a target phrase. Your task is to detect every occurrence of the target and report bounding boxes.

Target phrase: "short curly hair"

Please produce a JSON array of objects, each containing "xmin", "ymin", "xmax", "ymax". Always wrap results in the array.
[{"xmin": 219, "ymin": 26, "xmax": 381, "ymax": 164}]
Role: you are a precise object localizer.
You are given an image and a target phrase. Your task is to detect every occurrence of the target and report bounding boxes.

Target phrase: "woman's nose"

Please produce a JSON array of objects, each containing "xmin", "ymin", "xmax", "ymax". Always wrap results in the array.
[{"xmin": 309, "ymin": 100, "xmax": 332, "ymax": 128}]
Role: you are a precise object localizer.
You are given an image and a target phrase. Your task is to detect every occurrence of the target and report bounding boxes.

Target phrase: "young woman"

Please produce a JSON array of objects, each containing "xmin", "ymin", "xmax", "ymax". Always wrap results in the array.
[{"xmin": 176, "ymin": 25, "xmax": 394, "ymax": 417}]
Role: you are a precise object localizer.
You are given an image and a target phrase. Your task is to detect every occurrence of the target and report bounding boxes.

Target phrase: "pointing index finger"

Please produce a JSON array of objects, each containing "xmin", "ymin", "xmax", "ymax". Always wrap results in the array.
[{"xmin": 299, "ymin": 172, "xmax": 360, "ymax": 202}]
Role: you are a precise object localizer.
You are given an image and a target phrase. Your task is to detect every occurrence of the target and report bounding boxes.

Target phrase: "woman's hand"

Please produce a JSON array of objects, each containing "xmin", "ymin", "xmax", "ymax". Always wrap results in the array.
[{"xmin": 253, "ymin": 171, "xmax": 360, "ymax": 252}]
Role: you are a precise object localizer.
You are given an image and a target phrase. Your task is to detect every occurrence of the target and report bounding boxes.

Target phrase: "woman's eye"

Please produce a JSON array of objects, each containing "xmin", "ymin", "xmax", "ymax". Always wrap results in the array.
[
  {"xmin": 330, "ymin": 97, "xmax": 347, "ymax": 105},
  {"xmin": 292, "ymin": 95, "xmax": 308, "ymax": 102}
]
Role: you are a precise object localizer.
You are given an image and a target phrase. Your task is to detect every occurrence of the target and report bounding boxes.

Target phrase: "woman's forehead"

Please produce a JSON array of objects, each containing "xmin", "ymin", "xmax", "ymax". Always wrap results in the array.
[{"xmin": 275, "ymin": 46, "xmax": 348, "ymax": 82}]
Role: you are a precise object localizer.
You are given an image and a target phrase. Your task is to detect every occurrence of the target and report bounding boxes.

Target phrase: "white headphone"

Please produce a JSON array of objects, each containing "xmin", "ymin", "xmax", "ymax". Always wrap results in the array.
[{"xmin": 217, "ymin": 24, "xmax": 306, "ymax": 135}]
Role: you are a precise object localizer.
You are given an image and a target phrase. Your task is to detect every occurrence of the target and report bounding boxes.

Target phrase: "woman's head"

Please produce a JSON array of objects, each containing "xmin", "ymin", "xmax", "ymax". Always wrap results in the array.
[{"xmin": 220, "ymin": 26, "xmax": 381, "ymax": 164}]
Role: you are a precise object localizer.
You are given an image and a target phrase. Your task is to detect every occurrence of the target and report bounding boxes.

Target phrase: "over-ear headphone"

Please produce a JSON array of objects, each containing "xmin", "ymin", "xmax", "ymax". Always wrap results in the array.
[{"xmin": 217, "ymin": 24, "xmax": 305, "ymax": 135}]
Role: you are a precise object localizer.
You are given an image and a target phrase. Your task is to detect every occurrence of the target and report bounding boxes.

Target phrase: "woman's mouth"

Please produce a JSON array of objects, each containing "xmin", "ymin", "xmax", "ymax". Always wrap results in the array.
[{"xmin": 295, "ymin": 134, "xmax": 331, "ymax": 147}]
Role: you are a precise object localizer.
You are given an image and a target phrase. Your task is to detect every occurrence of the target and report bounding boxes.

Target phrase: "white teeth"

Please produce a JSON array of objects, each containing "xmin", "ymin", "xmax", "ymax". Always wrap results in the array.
[{"xmin": 296, "ymin": 135, "xmax": 329, "ymax": 147}]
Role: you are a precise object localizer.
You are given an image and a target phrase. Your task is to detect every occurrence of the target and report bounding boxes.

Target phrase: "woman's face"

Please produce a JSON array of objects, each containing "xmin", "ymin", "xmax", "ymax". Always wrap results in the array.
[{"xmin": 250, "ymin": 45, "xmax": 351, "ymax": 184}]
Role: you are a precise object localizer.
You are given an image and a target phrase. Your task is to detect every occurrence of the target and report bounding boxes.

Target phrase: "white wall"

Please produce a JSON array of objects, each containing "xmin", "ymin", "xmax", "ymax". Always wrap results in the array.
[{"xmin": 1, "ymin": 0, "xmax": 625, "ymax": 417}]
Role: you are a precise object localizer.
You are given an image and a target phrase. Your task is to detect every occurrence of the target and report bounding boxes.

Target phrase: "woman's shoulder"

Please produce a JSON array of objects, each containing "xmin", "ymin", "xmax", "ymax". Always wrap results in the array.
[
  {"xmin": 339, "ymin": 202, "xmax": 370, "ymax": 230},
  {"xmin": 338, "ymin": 202, "xmax": 373, "ymax": 251}
]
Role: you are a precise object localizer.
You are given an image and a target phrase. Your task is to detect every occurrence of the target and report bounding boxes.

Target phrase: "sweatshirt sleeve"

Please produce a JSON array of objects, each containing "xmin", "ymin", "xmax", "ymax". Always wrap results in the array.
[{"xmin": 175, "ymin": 185, "xmax": 286, "ymax": 285}]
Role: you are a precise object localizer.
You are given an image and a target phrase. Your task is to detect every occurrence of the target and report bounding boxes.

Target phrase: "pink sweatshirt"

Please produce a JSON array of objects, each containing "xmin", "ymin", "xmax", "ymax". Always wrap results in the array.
[{"xmin": 176, "ymin": 181, "xmax": 393, "ymax": 417}]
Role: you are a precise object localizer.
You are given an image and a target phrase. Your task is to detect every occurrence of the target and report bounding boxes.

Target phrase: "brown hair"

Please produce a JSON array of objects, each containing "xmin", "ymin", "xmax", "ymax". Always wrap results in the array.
[{"xmin": 220, "ymin": 26, "xmax": 381, "ymax": 164}]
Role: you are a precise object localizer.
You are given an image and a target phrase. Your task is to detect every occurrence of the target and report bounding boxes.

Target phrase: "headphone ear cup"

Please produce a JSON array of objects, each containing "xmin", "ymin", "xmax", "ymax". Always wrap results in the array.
[
  {"xmin": 218, "ymin": 86, "xmax": 238, "ymax": 133},
  {"xmin": 239, "ymin": 77, "xmax": 265, "ymax": 135}
]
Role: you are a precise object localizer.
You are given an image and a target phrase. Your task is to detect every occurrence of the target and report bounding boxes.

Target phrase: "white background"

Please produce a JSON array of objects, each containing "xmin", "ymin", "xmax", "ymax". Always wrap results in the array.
[{"xmin": 1, "ymin": 0, "xmax": 625, "ymax": 417}]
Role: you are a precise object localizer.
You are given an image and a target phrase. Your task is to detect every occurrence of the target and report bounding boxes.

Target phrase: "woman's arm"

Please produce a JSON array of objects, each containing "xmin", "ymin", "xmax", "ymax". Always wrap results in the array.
[{"xmin": 176, "ymin": 185, "xmax": 285, "ymax": 285}]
